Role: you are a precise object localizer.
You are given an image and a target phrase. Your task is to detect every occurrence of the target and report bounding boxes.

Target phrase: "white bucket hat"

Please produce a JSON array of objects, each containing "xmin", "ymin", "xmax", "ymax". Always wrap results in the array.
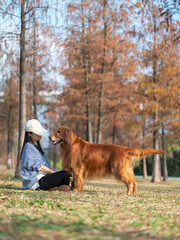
[{"xmin": 25, "ymin": 119, "xmax": 47, "ymax": 136}]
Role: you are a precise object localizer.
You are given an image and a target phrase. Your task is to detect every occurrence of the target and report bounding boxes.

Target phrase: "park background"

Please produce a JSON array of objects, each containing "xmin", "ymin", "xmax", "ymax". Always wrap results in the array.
[{"xmin": 0, "ymin": 0, "xmax": 180, "ymax": 181}]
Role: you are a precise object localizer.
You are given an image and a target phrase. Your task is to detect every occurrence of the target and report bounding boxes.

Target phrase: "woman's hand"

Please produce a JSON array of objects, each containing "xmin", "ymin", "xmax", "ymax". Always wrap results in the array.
[{"xmin": 70, "ymin": 177, "xmax": 74, "ymax": 182}]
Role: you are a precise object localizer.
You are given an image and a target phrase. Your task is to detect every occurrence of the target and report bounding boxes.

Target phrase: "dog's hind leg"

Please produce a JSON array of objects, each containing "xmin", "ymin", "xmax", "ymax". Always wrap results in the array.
[
  {"xmin": 114, "ymin": 173, "xmax": 133, "ymax": 195},
  {"xmin": 128, "ymin": 167, "xmax": 137, "ymax": 194},
  {"xmin": 122, "ymin": 165, "xmax": 138, "ymax": 195},
  {"xmin": 122, "ymin": 178, "xmax": 134, "ymax": 195},
  {"xmin": 113, "ymin": 166, "xmax": 137, "ymax": 195},
  {"xmin": 124, "ymin": 169, "xmax": 138, "ymax": 195},
  {"xmin": 133, "ymin": 181, "xmax": 137, "ymax": 194}
]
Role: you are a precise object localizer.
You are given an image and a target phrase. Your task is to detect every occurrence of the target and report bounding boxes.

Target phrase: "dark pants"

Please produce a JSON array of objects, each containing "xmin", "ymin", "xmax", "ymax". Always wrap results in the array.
[{"xmin": 38, "ymin": 170, "xmax": 70, "ymax": 190}]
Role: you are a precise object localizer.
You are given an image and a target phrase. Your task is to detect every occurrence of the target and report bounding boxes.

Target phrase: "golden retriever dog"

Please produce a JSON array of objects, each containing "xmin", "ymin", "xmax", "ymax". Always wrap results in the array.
[{"xmin": 49, "ymin": 126, "xmax": 164, "ymax": 195}]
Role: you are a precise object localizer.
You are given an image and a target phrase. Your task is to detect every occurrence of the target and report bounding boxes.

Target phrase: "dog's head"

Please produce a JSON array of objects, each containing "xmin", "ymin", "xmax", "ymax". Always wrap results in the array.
[{"xmin": 49, "ymin": 126, "xmax": 76, "ymax": 145}]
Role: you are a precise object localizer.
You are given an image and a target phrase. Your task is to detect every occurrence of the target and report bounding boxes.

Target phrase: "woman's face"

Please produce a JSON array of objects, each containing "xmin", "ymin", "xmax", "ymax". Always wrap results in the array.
[{"xmin": 28, "ymin": 132, "xmax": 42, "ymax": 143}]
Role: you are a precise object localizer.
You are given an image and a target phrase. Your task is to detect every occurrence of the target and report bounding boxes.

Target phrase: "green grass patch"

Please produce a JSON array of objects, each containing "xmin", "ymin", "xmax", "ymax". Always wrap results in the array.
[{"xmin": 0, "ymin": 165, "xmax": 180, "ymax": 240}]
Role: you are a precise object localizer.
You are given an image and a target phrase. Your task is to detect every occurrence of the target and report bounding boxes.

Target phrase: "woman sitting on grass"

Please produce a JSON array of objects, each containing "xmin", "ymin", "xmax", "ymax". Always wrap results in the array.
[{"xmin": 21, "ymin": 119, "xmax": 73, "ymax": 191}]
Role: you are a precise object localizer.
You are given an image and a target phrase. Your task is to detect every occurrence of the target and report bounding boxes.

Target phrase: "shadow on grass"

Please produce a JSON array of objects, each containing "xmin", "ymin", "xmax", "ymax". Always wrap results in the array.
[
  {"xmin": 85, "ymin": 181, "xmax": 123, "ymax": 188},
  {"xmin": 0, "ymin": 174, "xmax": 21, "ymax": 181},
  {"xmin": 0, "ymin": 185, "xmax": 23, "ymax": 190},
  {"xmin": 0, "ymin": 213, "xmax": 164, "ymax": 240}
]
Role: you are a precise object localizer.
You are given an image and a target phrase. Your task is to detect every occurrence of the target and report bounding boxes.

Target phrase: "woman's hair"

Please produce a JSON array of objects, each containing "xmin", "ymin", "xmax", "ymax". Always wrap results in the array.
[{"xmin": 20, "ymin": 132, "xmax": 44, "ymax": 158}]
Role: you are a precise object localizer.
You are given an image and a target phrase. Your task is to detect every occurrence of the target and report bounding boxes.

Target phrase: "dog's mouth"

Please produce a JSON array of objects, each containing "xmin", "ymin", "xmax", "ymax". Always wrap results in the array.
[{"xmin": 51, "ymin": 139, "xmax": 64, "ymax": 146}]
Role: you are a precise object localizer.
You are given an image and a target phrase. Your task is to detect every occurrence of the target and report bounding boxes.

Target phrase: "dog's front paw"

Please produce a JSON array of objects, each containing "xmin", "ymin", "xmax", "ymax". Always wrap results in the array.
[
  {"xmin": 73, "ymin": 188, "xmax": 79, "ymax": 192},
  {"xmin": 73, "ymin": 187, "xmax": 83, "ymax": 192}
]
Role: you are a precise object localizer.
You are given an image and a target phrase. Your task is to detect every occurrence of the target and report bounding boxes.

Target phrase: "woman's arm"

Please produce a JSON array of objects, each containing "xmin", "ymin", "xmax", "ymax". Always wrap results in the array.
[{"xmin": 39, "ymin": 166, "xmax": 56, "ymax": 174}]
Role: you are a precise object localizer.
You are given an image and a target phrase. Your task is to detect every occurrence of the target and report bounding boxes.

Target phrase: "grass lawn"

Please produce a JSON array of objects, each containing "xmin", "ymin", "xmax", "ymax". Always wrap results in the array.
[{"xmin": 0, "ymin": 165, "xmax": 179, "ymax": 240}]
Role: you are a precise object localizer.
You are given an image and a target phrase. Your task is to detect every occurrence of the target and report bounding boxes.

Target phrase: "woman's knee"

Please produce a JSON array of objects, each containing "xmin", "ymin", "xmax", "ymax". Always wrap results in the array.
[
  {"xmin": 60, "ymin": 170, "xmax": 70, "ymax": 185},
  {"xmin": 60, "ymin": 170, "xmax": 70, "ymax": 179}
]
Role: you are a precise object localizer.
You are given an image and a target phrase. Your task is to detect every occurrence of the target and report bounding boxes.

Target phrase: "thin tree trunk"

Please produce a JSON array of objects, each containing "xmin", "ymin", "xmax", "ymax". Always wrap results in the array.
[
  {"xmin": 7, "ymin": 106, "xmax": 12, "ymax": 169},
  {"xmin": 97, "ymin": 80, "xmax": 104, "ymax": 144},
  {"xmin": 112, "ymin": 123, "xmax": 116, "ymax": 145},
  {"xmin": 81, "ymin": 0, "xmax": 92, "ymax": 142},
  {"xmin": 92, "ymin": 113, "xmax": 96, "ymax": 143},
  {"xmin": 15, "ymin": 0, "xmax": 26, "ymax": 178},
  {"xmin": 7, "ymin": 71, "xmax": 12, "ymax": 169},
  {"xmin": 152, "ymin": 124, "xmax": 161, "ymax": 182},
  {"xmin": 87, "ymin": 7, "xmax": 93, "ymax": 143},
  {"xmin": 112, "ymin": 114, "xmax": 117, "ymax": 144},
  {"xmin": 86, "ymin": 80, "xmax": 92, "ymax": 142},
  {"xmin": 33, "ymin": 7, "xmax": 37, "ymax": 119},
  {"xmin": 162, "ymin": 123, "xmax": 168, "ymax": 181},
  {"xmin": 97, "ymin": 0, "xmax": 107, "ymax": 144},
  {"xmin": 151, "ymin": 105, "xmax": 161, "ymax": 182},
  {"xmin": 151, "ymin": 13, "xmax": 161, "ymax": 183},
  {"xmin": 142, "ymin": 118, "xmax": 147, "ymax": 178},
  {"xmin": 143, "ymin": 158, "xmax": 147, "ymax": 178}
]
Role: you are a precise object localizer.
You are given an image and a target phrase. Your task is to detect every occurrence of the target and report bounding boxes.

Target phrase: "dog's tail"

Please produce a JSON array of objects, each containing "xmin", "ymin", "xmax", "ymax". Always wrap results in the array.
[{"xmin": 127, "ymin": 148, "xmax": 165, "ymax": 164}]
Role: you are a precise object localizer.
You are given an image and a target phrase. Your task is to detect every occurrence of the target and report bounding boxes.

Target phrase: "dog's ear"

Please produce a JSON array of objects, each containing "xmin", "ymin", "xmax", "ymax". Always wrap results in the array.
[{"xmin": 65, "ymin": 129, "xmax": 76, "ymax": 143}]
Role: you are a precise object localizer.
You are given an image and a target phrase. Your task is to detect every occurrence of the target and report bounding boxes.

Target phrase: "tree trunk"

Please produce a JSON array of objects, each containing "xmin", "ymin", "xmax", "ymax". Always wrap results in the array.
[
  {"xmin": 81, "ymin": 0, "xmax": 92, "ymax": 142},
  {"xmin": 162, "ymin": 123, "xmax": 168, "ymax": 181},
  {"xmin": 7, "ymin": 105, "xmax": 12, "ymax": 169},
  {"xmin": 151, "ymin": 104, "xmax": 161, "ymax": 182},
  {"xmin": 97, "ymin": 0, "xmax": 107, "ymax": 144},
  {"xmin": 15, "ymin": 0, "xmax": 26, "ymax": 178},
  {"xmin": 143, "ymin": 158, "xmax": 147, "ymax": 178},
  {"xmin": 152, "ymin": 132, "xmax": 161, "ymax": 182},
  {"xmin": 86, "ymin": 90, "xmax": 92, "ymax": 142},
  {"xmin": 151, "ymin": 13, "xmax": 161, "ymax": 183},
  {"xmin": 87, "ymin": 7, "xmax": 93, "ymax": 143},
  {"xmin": 112, "ymin": 123, "xmax": 116, "ymax": 145},
  {"xmin": 142, "ymin": 117, "xmax": 147, "ymax": 178},
  {"xmin": 112, "ymin": 114, "xmax": 117, "ymax": 144},
  {"xmin": 33, "ymin": 7, "xmax": 37, "ymax": 119},
  {"xmin": 97, "ymin": 80, "xmax": 104, "ymax": 144},
  {"xmin": 7, "ymin": 72, "xmax": 13, "ymax": 169}
]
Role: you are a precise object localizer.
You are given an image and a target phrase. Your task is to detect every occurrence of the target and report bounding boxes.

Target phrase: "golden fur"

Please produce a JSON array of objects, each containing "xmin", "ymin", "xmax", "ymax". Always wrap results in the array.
[{"xmin": 49, "ymin": 126, "xmax": 164, "ymax": 195}]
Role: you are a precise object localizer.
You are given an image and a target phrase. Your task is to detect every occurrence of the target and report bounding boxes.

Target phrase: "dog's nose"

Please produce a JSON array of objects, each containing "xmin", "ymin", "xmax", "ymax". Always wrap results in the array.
[{"xmin": 49, "ymin": 136, "xmax": 52, "ymax": 141}]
